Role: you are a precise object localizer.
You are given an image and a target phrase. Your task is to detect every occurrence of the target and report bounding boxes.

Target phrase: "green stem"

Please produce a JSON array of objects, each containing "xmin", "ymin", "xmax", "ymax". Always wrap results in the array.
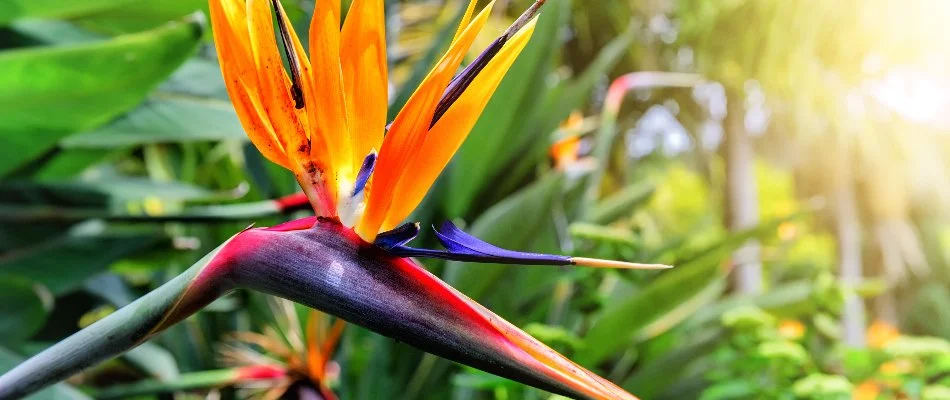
[
  {"xmin": 92, "ymin": 369, "xmax": 240, "ymax": 399},
  {"xmin": 0, "ymin": 241, "xmax": 233, "ymax": 399},
  {"xmin": 0, "ymin": 194, "xmax": 309, "ymax": 223}
]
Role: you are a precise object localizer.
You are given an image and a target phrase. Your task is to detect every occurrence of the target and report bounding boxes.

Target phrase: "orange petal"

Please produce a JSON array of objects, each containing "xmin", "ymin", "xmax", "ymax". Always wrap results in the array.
[
  {"xmin": 452, "ymin": 0, "xmax": 478, "ymax": 43},
  {"xmin": 246, "ymin": 0, "xmax": 309, "ymax": 163},
  {"xmin": 219, "ymin": 0, "xmax": 251, "ymax": 53},
  {"xmin": 209, "ymin": 0, "xmax": 290, "ymax": 169},
  {"xmin": 306, "ymin": 311, "xmax": 327, "ymax": 379},
  {"xmin": 357, "ymin": 2, "xmax": 494, "ymax": 241},
  {"xmin": 270, "ymin": 0, "xmax": 339, "ymax": 216},
  {"xmin": 309, "ymin": 0, "xmax": 352, "ymax": 195},
  {"xmin": 341, "ymin": 0, "xmax": 387, "ymax": 173},
  {"xmin": 380, "ymin": 19, "xmax": 536, "ymax": 230}
]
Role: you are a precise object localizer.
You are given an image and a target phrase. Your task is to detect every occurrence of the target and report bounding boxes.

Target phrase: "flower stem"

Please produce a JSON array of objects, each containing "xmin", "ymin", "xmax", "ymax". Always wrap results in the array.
[
  {"xmin": 92, "ymin": 369, "xmax": 242, "ymax": 399},
  {"xmin": 0, "ymin": 239, "xmax": 235, "ymax": 399}
]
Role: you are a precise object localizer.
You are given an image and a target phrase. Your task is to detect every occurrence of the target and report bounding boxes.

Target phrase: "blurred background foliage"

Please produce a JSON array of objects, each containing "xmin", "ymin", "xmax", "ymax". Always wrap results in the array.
[{"xmin": 1, "ymin": 0, "xmax": 949, "ymax": 399}]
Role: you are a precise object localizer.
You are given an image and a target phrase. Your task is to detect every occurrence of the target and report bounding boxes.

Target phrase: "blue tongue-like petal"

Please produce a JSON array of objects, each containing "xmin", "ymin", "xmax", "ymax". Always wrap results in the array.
[
  {"xmin": 352, "ymin": 152, "xmax": 377, "ymax": 197},
  {"xmin": 380, "ymin": 221, "xmax": 570, "ymax": 266},
  {"xmin": 375, "ymin": 222, "xmax": 420, "ymax": 249}
]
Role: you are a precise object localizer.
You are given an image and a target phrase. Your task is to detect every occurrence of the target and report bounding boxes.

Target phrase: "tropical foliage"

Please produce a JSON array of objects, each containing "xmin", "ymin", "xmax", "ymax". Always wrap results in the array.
[{"xmin": 1, "ymin": 0, "xmax": 949, "ymax": 399}]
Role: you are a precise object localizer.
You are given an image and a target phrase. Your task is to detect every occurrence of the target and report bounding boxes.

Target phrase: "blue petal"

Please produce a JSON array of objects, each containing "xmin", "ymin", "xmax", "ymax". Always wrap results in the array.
[
  {"xmin": 386, "ymin": 221, "xmax": 570, "ymax": 266},
  {"xmin": 353, "ymin": 152, "xmax": 377, "ymax": 197},
  {"xmin": 375, "ymin": 222, "xmax": 420, "ymax": 249}
]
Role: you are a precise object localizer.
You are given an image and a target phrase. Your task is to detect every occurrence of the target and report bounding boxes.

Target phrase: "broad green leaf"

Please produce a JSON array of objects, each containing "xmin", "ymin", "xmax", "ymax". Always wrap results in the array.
[
  {"xmin": 446, "ymin": 0, "xmax": 569, "ymax": 217},
  {"xmin": 578, "ymin": 258, "xmax": 724, "ymax": 366},
  {"xmin": 28, "ymin": 149, "xmax": 123, "ymax": 181},
  {"xmin": 0, "ymin": 0, "xmax": 138, "ymax": 25},
  {"xmin": 493, "ymin": 21, "xmax": 640, "ymax": 196},
  {"xmin": 62, "ymin": 94, "xmax": 245, "ymax": 148},
  {"xmin": 622, "ymin": 329, "xmax": 722, "ymax": 398},
  {"xmin": 578, "ymin": 219, "xmax": 786, "ymax": 366},
  {"xmin": 0, "ymin": 277, "xmax": 49, "ymax": 344},
  {"xmin": 7, "ymin": 20, "xmax": 102, "ymax": 46},
  {"xmin": 0, "ymin": 178, "xmax": 215, "ymax": 210},
  {"xmin": 76, "ymin": 0, "xmax": 210, "ymax": 36},
  {"xmin": 541, "ymin": 22, "xmax": 637, "ymax": 136},
  {"xmin": 0, "ymin": 223, "xmax": 165, "ymax": 295},
  {"xmin": 684, "ymin": 281, "xmax": 815, "ymax": 329},
  {"xmin": 124, "ymin": 343, "xmax": 180, "ymax": 381},
  {"xmin": 0, "ymin": 179, "xmax": 297, "ymax": 224},
  {"xmin": 36, "ymin": 59, "xmax": 231, "ymax": 178},
  {"xmin": 389, "ymin": 2, "xmax": 469, "ymax": 117},
  {"xmin": 92, "ymin": 369, "xmax": 240, "ymax": 399},
  {"xmin": 588, "ymin": 183, "xmax": 655, "ymax": 224},
  {"xmin": 0, "ymin": 347, "xmax": 90, "ymax": 400},
  {"xmin": 155, "ymin": 58, "xmax": 229, "ymax": 99},
  {"xmin": 444, "ymin": 173, "xmax": 564, "ymax": 301},
  {"xmin": 0, "ymin": 14, "xmax": 204, "ymax": 177}
]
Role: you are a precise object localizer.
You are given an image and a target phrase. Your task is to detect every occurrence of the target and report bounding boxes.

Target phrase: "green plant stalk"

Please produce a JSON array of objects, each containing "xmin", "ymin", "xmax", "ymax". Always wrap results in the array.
[
  {"xmin": 0, "ymin": 240, "xmax": 230, "ymax": 399},
  {"xmin": 92, "ymin": 369, "xmax": 241, "ymax": 399},
  {"xmin": 0, "ymin": 192, "xmax": 311, "ymax": 223}
]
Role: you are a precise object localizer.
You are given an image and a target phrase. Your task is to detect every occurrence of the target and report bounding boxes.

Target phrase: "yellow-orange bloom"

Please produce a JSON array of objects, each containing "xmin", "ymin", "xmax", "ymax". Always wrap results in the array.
[
  {"xmin": 550, "ymin": 134, "xmax": 583, "ymax": 170},
  {"xmin": 221, "ymin": 301, "xmax": 345, "ymax": 400},
  {"xmin": 209, "ymin": 0, "xmax": 537, "ymax": 241},
  {"xmin": 867, "ymin": 320, "xmax": 900, "ymax": 349},
  {"xmin": 778, "ymin": 319, "xmax": 806, "ymax": 340},
  {"xmin": 853, "ymin": 381, "xmax": 881, "ymax": 400}
]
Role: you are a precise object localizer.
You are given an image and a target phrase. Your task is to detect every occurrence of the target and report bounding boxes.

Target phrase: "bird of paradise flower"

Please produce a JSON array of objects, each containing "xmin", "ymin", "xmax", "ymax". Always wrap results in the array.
[
  {"xmin": 218, "ymin": 300, "xmax": 345, "ymax": 400},
  {"xmin": 0, "ymin": 1, "xmax": 673, "ymax": 399}
]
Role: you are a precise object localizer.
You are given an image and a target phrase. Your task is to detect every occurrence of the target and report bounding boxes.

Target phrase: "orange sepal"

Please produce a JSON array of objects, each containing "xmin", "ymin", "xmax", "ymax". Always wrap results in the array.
[
  {"xmin": 452, "ymin": 0, "xmax": 478, "ymax": 43},
  {"xmin": 356, "ymin": 2, "xmax": 494, "ymax": 241},
  {"xmin": 381, "ymin": 19, "xmax": 537, "ymax": 230},
  {"xmin": 209, "ymin": 0, "xmax": 290, "ymax": 169},
  {"xmin": 309, "ymin": 0, "xmax": 352, "ymax": 197},
  {"xmin": 245, "ymin": 0, "xmax": 308, "ymax": 161},
  {"xmin": 341, "ymin": 0, "xmax": 388, "ymax": 173}
]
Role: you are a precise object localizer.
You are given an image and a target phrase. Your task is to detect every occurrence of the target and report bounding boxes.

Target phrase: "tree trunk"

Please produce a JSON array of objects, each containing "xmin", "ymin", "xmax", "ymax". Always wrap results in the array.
[
  {"xmin": 725, "ymin": 90, "xmax": 762, "ymax": 294},
  {"xmin": 834, "ymin": 161, "xmax": 866, "ymax": 346}
]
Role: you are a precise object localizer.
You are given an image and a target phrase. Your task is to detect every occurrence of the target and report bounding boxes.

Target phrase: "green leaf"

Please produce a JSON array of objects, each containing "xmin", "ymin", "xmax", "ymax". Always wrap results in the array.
[
  {"xmin": 0, "ymin": 179, "xmax": 297, "ymax": 224},
  {"xmin": 578, "ymin": 220, "xmax": 786, "ymax": 366},
  {"xmin": 699, "ymin": 381, "xmax": 759, "ymax": 400},
  {"xmin": 0, "ymin": 223, "xmax": 165, "ymax": 295},
  {"xmin": 389, "ymin": 2, "xmax": 469, "ymax": 117},
  {"xmin": 446, "ymin": 0, "xmax": 568, "ymax": 216},
  {"xmin": 0, "ymin": 13, "xmax": 204, "ymax": 177},
  {"xmin": 6, "ymin": 20, "xmax": 102, "ymax": 46},
  {"xmin": 92, "ymin": 369, "xmax": 239, "ymax": 399},
  {"xmin": 588, "ymin": 183, "xmax": 655, "ymax": 224},
  {"xmin": 493, "ymin": 21, "xmax": 640, "ymax": 196},
  {"xmin": 0, "ymin": 277, "xmax": 49, "ymax": 345},
  {"xmin": 27, "ymin": 149, "xmax": 123, "ymax": 181},
  {"xmin": 578, "ymin": 262, "xmax": 724, "ymax": 366},
  {"xmin": 684, "ymin": 281, "xmax": 814, "ymax": 329},
  {"xmin": 0, "ymin": 347, "xmax": 90, "ymax": 400},
  {"xmin": 623, "ymin": 329, "xmax": 722, "ymax": 398},
  {"xmin": 542, "ymin": 23, "xmax": 637, "ymax": 134},
  {"xmin": 61, "ymin": 94, "xmax": 245, "ymax": 148},
  {"xmin": 0, "ymin": 0, "xmax": 138, "ymax": 25},
  {"xmin": 124, "ymin": 343, "xmax": 180, "ymax": 381},
  {"xmin": 0, "ymin": 178, "xmax": 216, "ymax": 210},
  {"xmin": 76, "ymin": 0, "xmax": 210, "ymax": 36}
]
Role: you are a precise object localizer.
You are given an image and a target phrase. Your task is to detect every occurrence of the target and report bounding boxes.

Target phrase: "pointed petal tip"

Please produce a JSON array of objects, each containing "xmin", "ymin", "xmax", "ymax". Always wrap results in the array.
[{"xmin": 570, "ymin": 257, "xmax": 673, "ymax": 270}]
